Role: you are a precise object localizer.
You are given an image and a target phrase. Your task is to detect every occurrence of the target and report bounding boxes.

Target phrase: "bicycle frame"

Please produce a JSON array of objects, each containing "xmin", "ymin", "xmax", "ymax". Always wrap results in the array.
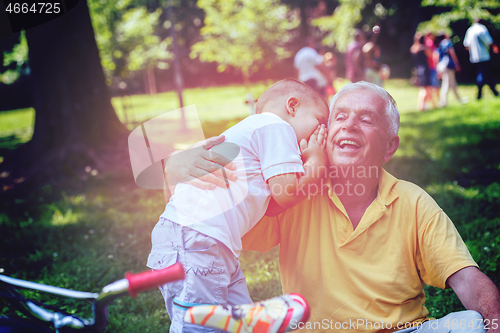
[{"xmin": 0, "ymin": 262, "xmax": 184, "ymax": 332}]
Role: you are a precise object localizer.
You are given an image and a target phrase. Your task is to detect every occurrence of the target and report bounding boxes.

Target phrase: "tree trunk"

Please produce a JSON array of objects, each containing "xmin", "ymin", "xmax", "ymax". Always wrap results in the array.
[
  {"xmin": 147, "ymin": 67, "xmax": 157, "ymax": 95},
  {"xmin": 1, "ymin": 0, "xmax": 128, "ymax": 186},
  {"xmin": 299, "ymin": 0, "xmax": 309, "ymax": 40}
]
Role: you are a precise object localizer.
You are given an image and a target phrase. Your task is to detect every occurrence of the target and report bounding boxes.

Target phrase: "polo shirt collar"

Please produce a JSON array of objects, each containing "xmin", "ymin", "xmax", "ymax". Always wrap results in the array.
[
  {"xmin": 377, "ymin": 168, "xmax": 399, "ymax": 207},
  {"xmin": 325, "ymin": 167, "xmax": 400, "ymax": 242},
  {"xmin": 326, "ymin": 167, "xmax": 399, "ymax": 210}
]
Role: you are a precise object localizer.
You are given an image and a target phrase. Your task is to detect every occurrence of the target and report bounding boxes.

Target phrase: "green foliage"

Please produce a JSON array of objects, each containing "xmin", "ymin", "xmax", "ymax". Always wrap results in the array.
[
  {"xmin": 419, "ymin": 0, "xmax": 500, "ymax": 34},
  {"xmin": 312, "ymin": 0, "xmax": 367, "ymax": 52},
  {"xmin": 312, "ymin": 0, "xmax": 397, "ymax": 52},
  {"xmin": 0, "ymin": 108, "xmax": 34, "ymax": 150},
  {"xmin": 0, "ymin": 31, "xmax": 29, "ymax": 84},
  {"xmin": 117, "ymin": 7, "xmax": 170, "ymax": 72},
  {"xmin": 191, "ymin": 0, "xmax": 299, "ymax": 78},
  {"xmin": 88, "ymin": 0, "xmax": 172, "ymax": 84}
]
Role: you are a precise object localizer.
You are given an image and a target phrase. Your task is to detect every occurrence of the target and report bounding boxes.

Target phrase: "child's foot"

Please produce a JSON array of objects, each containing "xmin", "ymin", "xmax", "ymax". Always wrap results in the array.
[{"xmin": 184, "ymin": 293, "xmax": 310, "ymax": 333}]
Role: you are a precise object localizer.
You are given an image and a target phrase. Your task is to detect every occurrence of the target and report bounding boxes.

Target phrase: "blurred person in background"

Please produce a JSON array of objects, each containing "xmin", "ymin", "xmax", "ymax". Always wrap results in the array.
[
  {"xmin": 294, "ymin": 37, "xmax": 331, "ymax": 101},
  {"xmin": 411, "ymin": 32, "xmax": 437, "ymax": 111},
  {"xmin": 425, "ymin": 32, "xmax": 440, "ymax": 106},
  {"xmin": 323, "ymin": 51, "xmax": 337, "ymax": 101},
  {"xmin": 464, "ymin": 18, "xmax": 499, "ymax": 100},
  {"xmin": 363, "ymin": 25, "xmax": 383, "ymax": 87},
  {"xmin": 345, "ymin": 29, "xmax": 366, "ymax": 83},
  {"xmin": 436, "ymin": 34, "xmax": 467, "ymax": 107}
]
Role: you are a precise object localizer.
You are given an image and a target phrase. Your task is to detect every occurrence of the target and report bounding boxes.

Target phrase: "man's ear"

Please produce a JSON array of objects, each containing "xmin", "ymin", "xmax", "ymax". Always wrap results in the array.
[
  {"xmin": 384, "ymin": 135, "xmax": 399, "ymax": 163},
  {"xmin": 286, "ymin": 97, "xmax": 300, "ymax": 116}
]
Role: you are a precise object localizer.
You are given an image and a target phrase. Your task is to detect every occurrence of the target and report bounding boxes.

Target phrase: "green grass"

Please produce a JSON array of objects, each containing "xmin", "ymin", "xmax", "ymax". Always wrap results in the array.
[
  {"xmin": 2, "ymin": 79, "xmax": 497, "ymax": 150},
  {"xmin": 382, "ymin": 79, "xmax": 483, "ymax": 113},
  {"xmin": 0, "ymin": 108, "xmax": 34, "ymax": 150},
  {"xmin": 386, "ymin": 97, "xmax": 500, "ymax": 186},
  {"xmin": 111, "ymin": 82, "xmax": 272, "ymax": 128},
  {"xmin": 1, "ymin": 81, "xmax": 500, "ymax": 331},
  {"xmin": 1, "ymin": 79, "xmax": 498, "ymax": 149},
  {"xmin": 334, "ymin": 78, "xmax": 495, "ymax": 114}
]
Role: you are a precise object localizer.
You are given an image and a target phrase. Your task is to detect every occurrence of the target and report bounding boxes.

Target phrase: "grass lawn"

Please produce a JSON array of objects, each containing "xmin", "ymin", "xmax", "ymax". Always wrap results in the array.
[
  {"xmin": 1, "ymin": 79, "xmax": 497, "ymax": 150},
  {"xmin": 0, "ymin": 108, "xmax": 35, "ymax": 151},
  {"xmin": 111, "ymin": 82, "xmax": 271, "ymax": 128},
  {"xmin": 1, "ymin": 80, "xmax": 500, "ymax": 331}
]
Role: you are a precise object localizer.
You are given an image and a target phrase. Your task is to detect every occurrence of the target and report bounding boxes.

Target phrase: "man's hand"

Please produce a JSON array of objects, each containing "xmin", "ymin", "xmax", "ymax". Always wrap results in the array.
[
  {"xmin": 164, "ymin": 135, "xmax": 238, "ymax": 192},
  {"xmin": 300, "ymin": 124, "xmax": 327, "ymax": 178}
]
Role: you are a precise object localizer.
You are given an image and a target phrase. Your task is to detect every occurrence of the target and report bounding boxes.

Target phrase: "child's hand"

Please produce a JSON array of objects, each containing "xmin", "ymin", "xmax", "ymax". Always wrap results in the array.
[{"xmin": 300, "ymin": 124, "xmax": 327, "ymax": 174}]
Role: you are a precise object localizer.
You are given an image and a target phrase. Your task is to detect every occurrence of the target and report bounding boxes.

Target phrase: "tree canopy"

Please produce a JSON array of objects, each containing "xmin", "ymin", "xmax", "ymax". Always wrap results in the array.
[
  {"xmin": 2, "ymin": 0, "xmax": 500, "ymax": 92},
  {"xmin": 418, "ymin": 0, "xmax": 500, "ymax": 34},
  {"xmin": 0, "ymin": 31, "xmax": 28, "ymax": 84},
  {"xmin": 191, "ymin": 0, "xmax": 299, "ymax": 80},
  {"xmin": 88, "ymin": 0, "xmax": 172, "ymax": 87}
]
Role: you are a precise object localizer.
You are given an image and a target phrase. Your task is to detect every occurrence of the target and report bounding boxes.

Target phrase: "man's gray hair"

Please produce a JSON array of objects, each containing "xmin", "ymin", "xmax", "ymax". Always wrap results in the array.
[{"xmin": 329, "ymin": 81, "xmax": 400, "ymax": 136}]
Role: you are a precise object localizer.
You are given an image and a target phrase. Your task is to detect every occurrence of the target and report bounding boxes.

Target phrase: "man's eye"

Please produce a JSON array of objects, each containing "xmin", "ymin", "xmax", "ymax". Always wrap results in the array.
[
  {"xmin": 335, "ymin": 115, "xmax": 346, "ymax": 121},
  {"xmin": 361, "ymin": 118, "xmax": 372, "ymax": 124}
]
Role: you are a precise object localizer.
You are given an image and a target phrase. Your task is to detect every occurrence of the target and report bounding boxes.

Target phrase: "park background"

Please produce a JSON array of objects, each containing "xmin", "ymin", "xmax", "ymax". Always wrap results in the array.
[{"xmin": 1, "ymin": 0, "xmax": 500, "ymax": 331}]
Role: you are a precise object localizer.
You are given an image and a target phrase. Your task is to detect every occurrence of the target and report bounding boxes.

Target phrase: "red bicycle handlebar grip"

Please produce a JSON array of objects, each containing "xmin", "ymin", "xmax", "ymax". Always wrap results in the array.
[{"xmin": 125, "ymin": 262, "xmax": 185, "ymax": 298}]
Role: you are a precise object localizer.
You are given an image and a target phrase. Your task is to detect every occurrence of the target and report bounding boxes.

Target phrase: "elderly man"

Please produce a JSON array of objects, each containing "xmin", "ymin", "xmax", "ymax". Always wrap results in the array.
[{"xmin": 163, "ymin": 82, "xmax": 500, "ymax": 332}]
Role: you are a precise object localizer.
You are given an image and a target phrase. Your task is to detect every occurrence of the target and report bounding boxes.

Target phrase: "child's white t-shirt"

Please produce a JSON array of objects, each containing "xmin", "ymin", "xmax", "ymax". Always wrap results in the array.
[{"xmin": 161, "ymin": 113, "xmax": 304, "ymax": 257}]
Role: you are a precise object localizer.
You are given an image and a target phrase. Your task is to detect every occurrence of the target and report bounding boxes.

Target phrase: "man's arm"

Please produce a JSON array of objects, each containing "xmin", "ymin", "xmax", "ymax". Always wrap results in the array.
[
  {"xmin": 162, "ymin": 135, "xmax": 238, "ymax": 203},
  {"xmin": 448, "ymin": 266, "xmax": 500, "ymax": 332}
]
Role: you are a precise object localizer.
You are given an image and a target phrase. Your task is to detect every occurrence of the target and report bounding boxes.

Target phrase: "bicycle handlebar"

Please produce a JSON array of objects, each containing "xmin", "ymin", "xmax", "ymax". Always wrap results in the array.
[
  {"xmin": 125, "ymin": 262, "xmax": 185, "ymax": 298},
  {"xmin": 0, "ymin": 262, "xmax": 186, "ymax": 332}
]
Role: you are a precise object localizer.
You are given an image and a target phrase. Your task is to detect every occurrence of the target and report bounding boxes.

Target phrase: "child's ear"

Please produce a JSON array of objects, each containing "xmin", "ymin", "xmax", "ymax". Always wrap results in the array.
[{"xmin": 286, "ymin": 97, "xmax": 300, "ymax": 116}]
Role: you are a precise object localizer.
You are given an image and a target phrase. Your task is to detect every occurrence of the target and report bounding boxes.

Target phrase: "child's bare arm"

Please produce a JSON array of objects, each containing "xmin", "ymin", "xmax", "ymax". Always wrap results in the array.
[{"xmin": 266, "ymin": 125, "xmax": 327, "ymax": 215}]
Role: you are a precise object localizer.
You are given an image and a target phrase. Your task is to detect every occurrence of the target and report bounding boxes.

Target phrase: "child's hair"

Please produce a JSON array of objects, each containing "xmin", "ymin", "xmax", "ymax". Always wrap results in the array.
[{"xmin": 255, "ymin": 79, "xmax": 327, "ymax": 114}]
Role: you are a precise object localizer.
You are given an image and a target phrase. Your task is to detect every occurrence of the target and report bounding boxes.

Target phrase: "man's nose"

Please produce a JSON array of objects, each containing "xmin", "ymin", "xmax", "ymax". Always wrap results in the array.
[{"xmin": 342, "ymin": 117, "xmax": 359, "ymax": 131}]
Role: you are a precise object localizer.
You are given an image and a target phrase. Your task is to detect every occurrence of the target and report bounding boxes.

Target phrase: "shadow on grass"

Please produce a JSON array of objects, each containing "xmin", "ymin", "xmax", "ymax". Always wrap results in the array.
[
  {"xmin": 0, "ymin": 135, "xmax": 25, "ymax": 151},
  {"xmin": 0, "ymin": 177, "xmax": 171, "ymax": 332}
]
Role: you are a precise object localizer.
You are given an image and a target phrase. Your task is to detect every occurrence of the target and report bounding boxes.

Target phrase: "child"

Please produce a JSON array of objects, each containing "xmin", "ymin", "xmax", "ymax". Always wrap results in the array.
[{"xmin": 147, "ymin": 79, "xmax": 329, "ymax": 332}]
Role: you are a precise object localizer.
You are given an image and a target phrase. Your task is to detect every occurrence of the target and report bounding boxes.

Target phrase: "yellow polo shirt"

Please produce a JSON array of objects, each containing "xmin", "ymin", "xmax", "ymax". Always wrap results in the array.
[{"xmin": 242, "ymin": 169, "xmax": 477, "ymax": 332}]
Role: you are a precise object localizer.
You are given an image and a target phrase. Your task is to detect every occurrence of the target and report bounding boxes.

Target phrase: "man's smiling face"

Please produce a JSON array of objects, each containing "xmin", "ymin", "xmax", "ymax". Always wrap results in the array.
[{"xmin": 326, "ymin": 88, "xmax": 398, "ymax": 169}]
